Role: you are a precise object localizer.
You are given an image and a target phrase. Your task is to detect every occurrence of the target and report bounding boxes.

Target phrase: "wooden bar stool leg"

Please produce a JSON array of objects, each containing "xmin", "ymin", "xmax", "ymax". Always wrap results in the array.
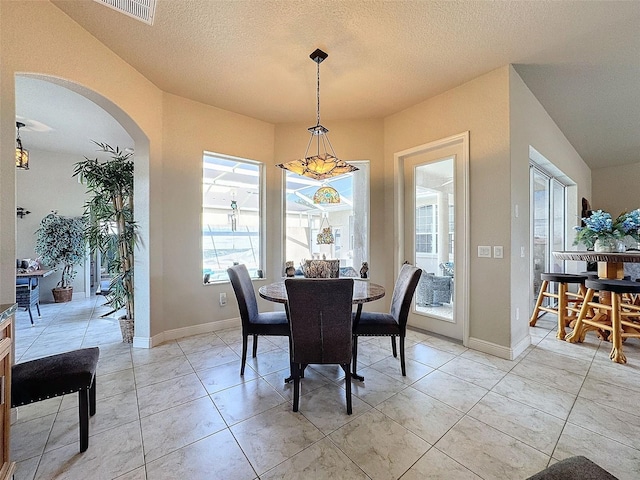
[
  {"xmin": 557, "ymin": 281, "xmax": 568, "ymax": 340},
  {"xmin": 566, "ymin": 288, "xmax": 595, "ymax": 343},
  {"xmin": 609, "ymin": 293, "xmax": 626, "ymax": 364},
  {"xmin": 529, "ymin": 280, "xmax": 549, "ymax": 326}
]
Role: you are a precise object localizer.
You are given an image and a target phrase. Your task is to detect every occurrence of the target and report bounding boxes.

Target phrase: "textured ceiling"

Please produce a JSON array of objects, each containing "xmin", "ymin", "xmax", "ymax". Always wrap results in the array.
[{"xmin": 21, "ymin": 1, "xmax": 640, "ymax": 169}]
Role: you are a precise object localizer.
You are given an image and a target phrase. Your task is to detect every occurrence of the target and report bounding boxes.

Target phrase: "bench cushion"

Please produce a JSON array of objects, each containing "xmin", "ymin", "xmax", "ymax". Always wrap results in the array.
[
  {"xmin": 12, "ymin": 347, "xmax": 100, "ymax": 407},
  {"xmin": 526, "ymin": 456, "xmax": 617, "ymax": 480}
]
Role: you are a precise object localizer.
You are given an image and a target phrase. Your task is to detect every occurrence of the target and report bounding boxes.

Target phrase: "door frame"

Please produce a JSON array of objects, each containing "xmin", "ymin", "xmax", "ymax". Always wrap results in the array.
[{"xmin": 394, "ymin": 132, "xmax": 470, "ymax": 344}]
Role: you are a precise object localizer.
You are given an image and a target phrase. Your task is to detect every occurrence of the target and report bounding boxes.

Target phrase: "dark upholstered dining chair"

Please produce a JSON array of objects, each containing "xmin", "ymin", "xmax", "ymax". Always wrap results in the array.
[
  {"xmin": 285, "ymin": 278, "xmax": 354, "ymax": 414},
  {"xmin": 227, "ymin": 264, "xmax": 289, "ymax": 375},
  {"xmin": 353, "ymin": 263, "xmax": 422, "ymax": 377}
]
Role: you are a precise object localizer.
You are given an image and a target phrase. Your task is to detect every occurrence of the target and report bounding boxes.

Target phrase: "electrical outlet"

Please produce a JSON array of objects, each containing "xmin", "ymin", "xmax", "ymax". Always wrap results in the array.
[
  {"xmin": 493, "ymin": 246, "xmax": 503, "ymax": 258},
  {"xmin": 516, "ymin": 307, "xmax": 520, "ymax": 321},
  {"xmin": 521, "ymin": 246, "xmax": 525, "ymax": 258},
  {"xmin": 478, "ymin": 246, "xmax": 491, "ymax": 258},
  {"xmin": 219, "ymin": 292, "xmax": 227, "ymax": 307}
]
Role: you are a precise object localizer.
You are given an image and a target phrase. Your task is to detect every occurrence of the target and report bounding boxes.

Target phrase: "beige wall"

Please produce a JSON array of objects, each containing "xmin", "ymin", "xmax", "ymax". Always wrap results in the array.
[
  {"xmin": 16, "ymin": 149, "xmax": 88, "ymax": 302},
  {"xmin": 384, "ymin": 67, "xmax": 512, "ymax": 350},
  {"xmin": 592, "ymin": 162, "xmax": 640, "ymax": 215},
  {"xmin": 1, "ymin": 1, "xmax": 162, "ymax": 340},
  {"xmin": 1, "ymin": 2, "xmax": 596, "ymax": 354},
  {"xmin": 160, "ymin": 93, "xmax": 276, "ymax": 331},
  {"xmin": 509, "ymin": 67, "xmax": 591, "ymax": 352}
]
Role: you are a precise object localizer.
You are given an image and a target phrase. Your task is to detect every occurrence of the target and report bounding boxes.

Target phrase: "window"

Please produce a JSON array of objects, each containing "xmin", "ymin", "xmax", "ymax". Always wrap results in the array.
[
  {"xmin": 416, "ymin": 205, "xmax": 438, "ymax": 254},
  {"xmin": 284, "ymin": 161, "xmax": 369, "ymax": 275},
  {"xmin": 202, "ymin": 153, "xmax": 262, "ymax": 283}
]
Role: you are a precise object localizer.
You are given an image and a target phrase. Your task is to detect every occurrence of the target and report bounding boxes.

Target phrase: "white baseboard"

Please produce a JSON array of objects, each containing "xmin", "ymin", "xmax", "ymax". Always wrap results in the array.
[
  {"xmin": 466, "ymin": 334, "xmax": 531, "ymax": 360},
  {"xmin": 133, "ymin": 317, "xmax": 242, "ymax": 349}
]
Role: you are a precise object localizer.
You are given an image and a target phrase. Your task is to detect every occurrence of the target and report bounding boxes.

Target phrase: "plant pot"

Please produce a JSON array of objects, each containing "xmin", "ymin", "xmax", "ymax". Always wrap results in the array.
[
  {"xmin": 52, "ymin": 287, "xmax": 73, "ymax": 303},
  {"xmin": 119, "ymin": 316, "xmax": 134, "ymax": 343},
  {"xmin": 594, "ymin": 237, "xmax": 627, "ymax": 253}
]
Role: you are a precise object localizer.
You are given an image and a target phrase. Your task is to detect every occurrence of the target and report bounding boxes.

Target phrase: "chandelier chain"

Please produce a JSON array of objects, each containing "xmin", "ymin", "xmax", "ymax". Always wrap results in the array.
[{"xmin": 316, "ymin": 59, "xmax": 321, "ymax": 126}]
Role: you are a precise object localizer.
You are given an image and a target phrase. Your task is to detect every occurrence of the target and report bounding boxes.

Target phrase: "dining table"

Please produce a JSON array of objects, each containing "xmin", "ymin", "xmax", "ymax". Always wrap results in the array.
[
  {"xmin": 552, "ymin": 250, "xmax": 640, "ymax": 280},
  {"xmin": 553, "ymin": 250, "xmax": 640, "ymax": 348},
  {"xmin": 259, "ymin": 278, "xmax": 386, "ymax": 381}
]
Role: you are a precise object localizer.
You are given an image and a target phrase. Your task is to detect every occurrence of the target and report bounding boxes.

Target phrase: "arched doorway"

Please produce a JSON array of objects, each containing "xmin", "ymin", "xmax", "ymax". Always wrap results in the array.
[{"xmin": 14, "ymin": 74, "xmax": 151, "ymax": 344}]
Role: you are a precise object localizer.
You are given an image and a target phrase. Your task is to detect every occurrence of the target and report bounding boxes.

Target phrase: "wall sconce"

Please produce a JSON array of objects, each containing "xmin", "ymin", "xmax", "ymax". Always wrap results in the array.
[
  {"xmin": 16, "ymin": 207, "xmax": 31, "ymax": 219},
  {"xmin": 16, "ymin": 122, "xmax": 30, "ymax": 170}
]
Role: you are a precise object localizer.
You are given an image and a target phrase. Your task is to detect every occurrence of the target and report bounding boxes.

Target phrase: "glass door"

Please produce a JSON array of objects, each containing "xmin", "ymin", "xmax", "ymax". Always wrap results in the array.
[
  {"xmin": 530, "ymin": 165, "xmax": 566, "ymax": 306},
  {"xmin": 402, "ymin": 136, "xmax": 467, "ymax": 341}
]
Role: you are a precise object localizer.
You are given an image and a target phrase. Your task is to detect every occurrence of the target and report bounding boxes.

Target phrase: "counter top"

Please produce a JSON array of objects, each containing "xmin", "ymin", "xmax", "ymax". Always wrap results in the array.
[{"xmin": 0, "ymin": 304, "xmax": 17, "ymax": 322}]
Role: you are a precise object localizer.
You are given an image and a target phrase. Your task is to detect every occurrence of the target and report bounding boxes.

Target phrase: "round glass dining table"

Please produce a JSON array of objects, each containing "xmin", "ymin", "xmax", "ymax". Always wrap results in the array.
[{"xmin": 258, "ymin": 278, "xmax": 385, "ymax": 304}]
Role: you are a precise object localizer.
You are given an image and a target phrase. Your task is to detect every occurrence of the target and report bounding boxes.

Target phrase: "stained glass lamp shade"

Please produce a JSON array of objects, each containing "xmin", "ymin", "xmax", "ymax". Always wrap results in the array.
[{"xmin": 313, "ymin": 185, "xmax": 340, "ymax": 204}]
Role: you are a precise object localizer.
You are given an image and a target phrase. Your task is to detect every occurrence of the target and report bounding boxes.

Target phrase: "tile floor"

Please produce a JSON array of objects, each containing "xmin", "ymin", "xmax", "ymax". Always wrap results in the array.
[{"xmin": 10, "ymin": 296, "xmax": 640, "ymax": 479}]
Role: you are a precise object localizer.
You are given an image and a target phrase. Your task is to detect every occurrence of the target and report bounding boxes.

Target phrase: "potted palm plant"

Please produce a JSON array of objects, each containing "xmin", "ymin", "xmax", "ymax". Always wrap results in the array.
[
  {"xmin": 34, "ymin": 212, "xmax": 85, "ymax": 303},
  {"xmin": 74, "ymin": 142, "xmax": 138, "ymax": 342}
]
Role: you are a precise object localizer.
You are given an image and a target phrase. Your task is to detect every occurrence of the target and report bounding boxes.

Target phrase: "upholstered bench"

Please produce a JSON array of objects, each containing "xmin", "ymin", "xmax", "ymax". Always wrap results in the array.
[
  {"xmin": 526, "ymin": 455, "xmax": 617, "ymax": 479},
  {"xmin": 12, "ymin": 347, "xmax": 100, "ymax": 452}
]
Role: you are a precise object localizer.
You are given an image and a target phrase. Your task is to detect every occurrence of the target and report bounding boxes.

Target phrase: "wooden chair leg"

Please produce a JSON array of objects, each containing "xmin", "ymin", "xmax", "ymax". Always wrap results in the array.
[
  {"xmin": 352, "ymin": 336, "xmax": 359, "ymax": 378},
  {"xmin": 391, "ymin": 336, "xmax": 397, "ymax": 357},
  {"xmin": 89, "ymin": 379, "xmax": 97, "ymax": 417},
  {"xmin": 341, "ymin": 364, "xmax": 352, "ymax": 415},
  {"xmin": 240, "ymin": 334, "xmax": 248, "ymax": 375},
  {"xmin": 252, "ymin": 334, "xmax": 258, "ymax": 357},
  {"xmin": 78, "ymin": 389, "xmax": 89, "ymax": 453},
  {"xmin": 530, "ymin": 280, "xmax": 549, "ymax": 326},
  {"xmin": 292, "ymin": 364, "xmax": 301, "ymax": 412},
  {"xmin": 400, "ymin": 335, "xmax": 406, "ymax": 376}
]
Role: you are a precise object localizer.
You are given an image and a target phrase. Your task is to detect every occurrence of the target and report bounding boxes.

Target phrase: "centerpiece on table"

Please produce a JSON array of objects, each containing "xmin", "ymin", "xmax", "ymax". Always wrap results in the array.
[{"xmin": 574, "ymin": 209, "xmax": 640, "ymax": 252}]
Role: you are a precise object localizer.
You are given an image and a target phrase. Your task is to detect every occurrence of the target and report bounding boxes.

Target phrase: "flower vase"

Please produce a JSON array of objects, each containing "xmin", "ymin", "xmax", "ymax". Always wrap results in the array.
[{"xmin": 593, "ymin": 238, "xmax": 614, "ymax": 253}]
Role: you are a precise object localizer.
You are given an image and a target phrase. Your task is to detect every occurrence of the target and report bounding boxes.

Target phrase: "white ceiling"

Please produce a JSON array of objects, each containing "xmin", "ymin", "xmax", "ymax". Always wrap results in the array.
[
  {"xmin": 16, "ymin": 1, "xmax": 640, "ymax": 169},
  {"xmin": 16, "ymin": 76, "xmax": 133, "ymax": 160}
]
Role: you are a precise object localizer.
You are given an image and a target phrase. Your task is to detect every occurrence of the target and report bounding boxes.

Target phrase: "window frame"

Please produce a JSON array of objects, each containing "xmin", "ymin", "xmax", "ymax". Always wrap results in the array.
[
  {"xmin": 202, "ymin": 151, "xmax": 265, "ymax": 284},
  {"xmin": 282, "ymin": 160, "xmax": 370, "ymax": 275}
]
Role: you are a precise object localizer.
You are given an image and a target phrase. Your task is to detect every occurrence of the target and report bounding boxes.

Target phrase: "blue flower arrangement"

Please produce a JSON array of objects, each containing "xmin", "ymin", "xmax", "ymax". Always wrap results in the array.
[{"xmin": 574, "ymin": 209, "xmax": 640, "ymax": 249}]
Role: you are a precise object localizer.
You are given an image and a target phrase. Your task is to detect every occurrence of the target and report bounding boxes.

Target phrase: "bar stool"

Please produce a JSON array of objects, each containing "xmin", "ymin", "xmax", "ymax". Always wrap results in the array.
[
  {"xmin": 566, "ymin": 279, "xmax": 640, "ymax": 364},
  {"xmin": 530, "ymin": 273, "xmax": 588, "ymax": 340}
]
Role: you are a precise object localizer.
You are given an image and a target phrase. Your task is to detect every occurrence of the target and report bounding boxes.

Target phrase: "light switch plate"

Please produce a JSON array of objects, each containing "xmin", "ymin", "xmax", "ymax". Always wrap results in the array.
[
  {"xmin": 219, "ymin": 292, "xmax": 227, "ymax": 306},
  {"xmin": 478, "ymin": 246, "xmax": 491, "ymax": 258},
  {"xmin": 494, "ymin": 246, "xmax": 504, "ymax": 258}
]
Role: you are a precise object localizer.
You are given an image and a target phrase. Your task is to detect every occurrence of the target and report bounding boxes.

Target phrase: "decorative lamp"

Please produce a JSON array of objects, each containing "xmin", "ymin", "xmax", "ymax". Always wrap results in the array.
[
  {"xmin": 277, "ymin": 49, "xmax": 358, "ymax": 180},
  {"xmin": 16, "ymin": 122, "xmax": 29, "ymax": 170},
  {"xmin": 313, "ymin": 185, "xmax": 340, "ymax": 204}
]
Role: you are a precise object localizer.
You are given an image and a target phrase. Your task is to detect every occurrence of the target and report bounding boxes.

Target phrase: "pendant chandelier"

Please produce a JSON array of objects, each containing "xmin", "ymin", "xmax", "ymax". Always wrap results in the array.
[
  {"xmin": 15, "ymin": 122, "xmax": 29, "ymax": 170},
  {"xmin": 277, "ymin": 49, "xmax": 358, "ymax": 181}
]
